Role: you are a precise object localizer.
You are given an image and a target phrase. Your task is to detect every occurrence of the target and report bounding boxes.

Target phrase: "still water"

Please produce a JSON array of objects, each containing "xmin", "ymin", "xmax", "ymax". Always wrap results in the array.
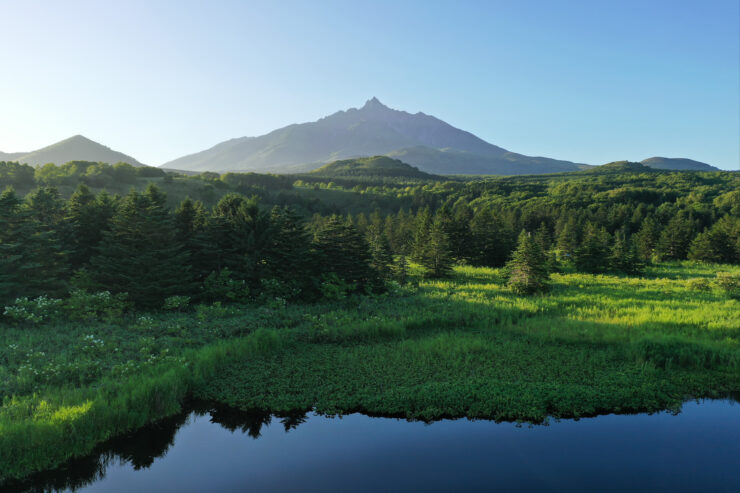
[{"xmin": 10, "ymin": 399, "xmax": 740, "ymax": 493}]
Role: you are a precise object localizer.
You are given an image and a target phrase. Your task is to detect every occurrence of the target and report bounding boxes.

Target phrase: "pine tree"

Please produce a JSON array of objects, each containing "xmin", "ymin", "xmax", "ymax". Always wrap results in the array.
[
  {"xmin": 313, "ymin": 215, "xmax": 379, "ymax": 292},
  {"xmin": 424, "ymin": 213, "xmax": 453, "ymax": 278},
  {"xmin": 0, "ymin": 188, "xmax": 26, "ymax": 303},
  {"xmin": 688, "ymin": 216, "xmax": 739, "ymax": 264},
  {"xmin": 506, "ymin": 230, "xmax": 550, "ymax": 295},
  {"xmin": 366, "ymin": 223, "xmax": 395, "ymax": 281},
  {"xmin": 609, "ymin": 229, "xmax": 643, "ymax": 275},
  {"xmin": 263, "ymin": 206, "xmax": 312, "ymax": 296},
  {"xmin": 556, "ymin": 214, "xmax": 581, "ymax": 262},
  {"xmin": 65, "ymin": 185, "xmax": 116, "ymax": 269},
  {"xmin": 90, "ymin": 186, "xmax": 191, "ymax": 308},
  {"xmin": 470, "ymin": 208, "xmax": 509, "ymax": 267},
  {"xmin": 655, "ymin": 214, "xmax": 696, "ymax": 260},
  {"xmin": 411, "ymin": 207, "xmax": 432, "ymax": 263},
  {"xmin": 633, "ymin": 216, "xmax": 660, "ymax": 263},
  {"xmin": 574, "ymin": 222, "xmax": 611, "ymax": 273}
]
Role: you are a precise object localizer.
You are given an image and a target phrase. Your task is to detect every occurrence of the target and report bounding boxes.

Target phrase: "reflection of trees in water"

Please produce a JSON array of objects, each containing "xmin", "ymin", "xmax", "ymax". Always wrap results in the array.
[
  {"xmin": 7, "ymin": 404, "xmax": 308, "ymax": 493},
  {"xmin": 203, "ymin": 403, "xmax": 309, "ymax": 438}
]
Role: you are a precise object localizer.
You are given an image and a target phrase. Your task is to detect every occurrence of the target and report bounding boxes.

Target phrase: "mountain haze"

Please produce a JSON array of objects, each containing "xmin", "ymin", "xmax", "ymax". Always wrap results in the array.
[
  {"xmin": 163, "ymin": 98, "xmax": 590, "ymax": 175},
  {"xmin": 310, "ymin": 156, "xmax": 434, "ymax": 179},
  {"xmin": 2, "ymin": 135, "xmax": 145, "ymax": 167},
  {"xmin": 640, "ymin": 157, "xmax": 719, "ymax": 171}
]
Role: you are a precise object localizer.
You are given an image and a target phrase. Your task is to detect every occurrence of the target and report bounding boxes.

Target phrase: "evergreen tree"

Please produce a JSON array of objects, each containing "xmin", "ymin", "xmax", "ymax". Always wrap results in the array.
[
  {"xmin": 0, "ymin": 188, "xmax": 26, "ymax": 303},
  {"xmin": 688, "ymin": 215, "xmax": 739, "ymax": 264},
  {"xmin": 263, "ymin": 206, "xmax": 313, "ymax": 296},
  {"xmin": 313, "ymin": 215, "xmax": 379, "ymax": 292},
  {"xmin": 424, "ymin": 213, "xmax": 454, "ymax": 278},
  {"xmin": 506, "ymin": 230, "xmax": 550, "ymax": 295},
  {"xmin": 556, "ymin": 213, "xmax": 581, "ymax": 261},
  {"xmin": 574, "ymin": 222, "xmax": 611, "ymax": 273},
  {"xmin": 655, "ymin": 214, "xmax": 696, "ymax": 260},
  {"xmin": 633, "ymin": 216, "xmax": 660, "ymax": 262},
  {"xmin": 366, "ymin": 223, "xmax": 395, "ymax": 281},
  {"xmin": 609, "ymin": 229, "xmax": 643, "ymax": 275},
  {"xmin": 90, "ymin": 186, "xmax": 191, "ymax": 308},
  {"xmin": 470, "ymin": 208, "xmax": 509, "ymax": 267},
  {"xmin": 411, "ymin": 207, "xmax": 432, "ymax": 263}
]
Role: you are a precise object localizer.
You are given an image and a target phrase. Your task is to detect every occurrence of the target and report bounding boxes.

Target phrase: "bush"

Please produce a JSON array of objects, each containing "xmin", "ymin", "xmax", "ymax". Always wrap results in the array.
[
  {"xmin": 715, "ymin": 272, "xmax": 740, "ymax": 300},
  {"xmin": 319, "ymin": 273, "xmax": 354, "ymax": 301},
  {"xmin": 202, "ymin": 269, "xmax": 250, "ymax": 303},
  {"xmin": 686, "ymin": 277, "xmax": 711, "ymax": 291},
  {"xmin": 163, "ymin": 295, "xmax": 190, "ymax": 312},
  {"xmin": 66, "ymin": 290, "xmax": 129, "ymax": 322},
  {"xmin": 3, "ymin": 296, "xmax": 64, "ymax": 324}
]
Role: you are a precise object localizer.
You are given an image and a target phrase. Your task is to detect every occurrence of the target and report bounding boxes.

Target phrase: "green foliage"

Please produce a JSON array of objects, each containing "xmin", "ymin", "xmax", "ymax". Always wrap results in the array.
[
  {"xmin": 202, "ymin": 269, "xmax": 250, "ymax": 303},
  {"xmin": 163, "ymin": 295, "xmax": 191, "ymax": 312},
  {"xmin": 505, "ymin": 231, "xmax": 550, "ymax": 294},
  {"xmin": 3, "ymin": 296, "xmax": 64, "ymax": 324},
  {"xmin": 715, "ymin": 272, "xmax": 740, "ymax": 300},
  {"xmin": 65, "ymin": 290, "xmax": 129, "ymax": 322},
  {"xmin": 90, "ymin": 186, "xmax": 192, "ymax": 308},
  {"xmin": 0, "ymin": 263, "xmax": 738, "ymax": 483}
]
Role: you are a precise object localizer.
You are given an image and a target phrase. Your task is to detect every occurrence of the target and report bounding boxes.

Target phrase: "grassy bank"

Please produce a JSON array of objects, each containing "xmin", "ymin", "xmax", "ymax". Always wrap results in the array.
[{"xmin": 1, "ymin": 262, "xmax": 739, "ymax": 482}]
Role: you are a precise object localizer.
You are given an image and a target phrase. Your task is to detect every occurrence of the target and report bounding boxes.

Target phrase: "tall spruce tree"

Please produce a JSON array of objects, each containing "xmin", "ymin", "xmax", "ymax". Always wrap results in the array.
[
  {"xmin": 506, "ymin": 230, "xmax": 550, "ymax": 295},
  {"xmin": 90, "ymin": 186, "xmax": 191, "ymax": 308},
  {"xmin": 574, "ymin": 222, "xmax": 611, "ymax": 273},
  {"xmin": 312, "ymin": 215, "xmax": 379, "ymax": 293}
]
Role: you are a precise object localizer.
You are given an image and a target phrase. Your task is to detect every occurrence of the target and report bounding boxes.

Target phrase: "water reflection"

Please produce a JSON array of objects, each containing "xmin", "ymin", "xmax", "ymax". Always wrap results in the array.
[{"xmin": 5, "ymin": 399, "xmax": 740, "ymax": 493}]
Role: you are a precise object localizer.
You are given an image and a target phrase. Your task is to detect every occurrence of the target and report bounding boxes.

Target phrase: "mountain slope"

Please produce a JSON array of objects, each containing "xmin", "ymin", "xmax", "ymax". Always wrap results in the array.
[
  {"xmin": 640, "ymin": 157, "xmax": 719, "ymax": 171},
  {"xmin": 163, "ymin": 98, "xmax": 588, "ymax": 175},
  {"xmin": 309, "ymin": 156, "xmax": 434, "ymax": 179},
  {"xmin": 9, "ymin": 135, "xmax": 145, "ymax": 167},
  {"xmin": 0, "ymin": 151, "xmax": 26, "ymax": 161}
]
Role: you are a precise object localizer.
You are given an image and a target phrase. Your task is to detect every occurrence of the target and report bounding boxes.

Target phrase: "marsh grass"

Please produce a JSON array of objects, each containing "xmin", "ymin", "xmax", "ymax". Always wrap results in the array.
[{"xmin": 1, "ymin": 262, "xmax": 738, "ymax": 482}]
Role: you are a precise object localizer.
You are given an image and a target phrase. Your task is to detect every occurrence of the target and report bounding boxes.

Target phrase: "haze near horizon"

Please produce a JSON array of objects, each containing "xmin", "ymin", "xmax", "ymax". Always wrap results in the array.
[{"xmin": 1, "ymin": 0, "xmax": 738, "ymax": 170}]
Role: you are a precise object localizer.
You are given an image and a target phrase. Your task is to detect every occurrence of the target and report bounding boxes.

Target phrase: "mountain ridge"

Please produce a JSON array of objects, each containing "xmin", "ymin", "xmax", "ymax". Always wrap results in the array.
[
  {"xmin": 162, "ymin": 98, "xmax": 589, "ymax": 175},
  {"xmin": 1, "ymin": 135, "xmax": 146, "ymax": 167}
]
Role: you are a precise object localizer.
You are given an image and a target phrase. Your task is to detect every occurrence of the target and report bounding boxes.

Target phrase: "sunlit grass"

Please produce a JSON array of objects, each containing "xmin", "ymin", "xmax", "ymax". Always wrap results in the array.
[{"xmin": 0, "ymin": 261, "xmax": 738, "ymax": 482}]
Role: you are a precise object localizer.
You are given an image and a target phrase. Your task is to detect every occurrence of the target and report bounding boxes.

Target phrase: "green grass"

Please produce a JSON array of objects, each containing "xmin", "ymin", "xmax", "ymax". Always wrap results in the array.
[{"xmin": 1, "ymin": 262, "xmax": 739, "ymax": 482}]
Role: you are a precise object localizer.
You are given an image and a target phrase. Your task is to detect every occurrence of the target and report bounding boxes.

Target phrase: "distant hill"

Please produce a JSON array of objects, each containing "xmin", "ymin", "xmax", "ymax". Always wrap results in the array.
[
  {"xmin": 640, "ymin": 157, "xmax": 719, "ymax": 171},
  {"xmin": 593, "ymin": 161, "xmax": 653, "ymax": 173},
  {"xmin": 0, "ymin": 151, "xmax": 26, "ymax": 161},
  {"xmin": 163, "ymin": 98, "xmax": 590, "ymax": 175},
  {"xmin": 309, "ymin": 156, "xmax": 434, "ymax": 179},
  {"xmin": 3, "ymin": 135, "xmax": 145, "ymax": 167}
]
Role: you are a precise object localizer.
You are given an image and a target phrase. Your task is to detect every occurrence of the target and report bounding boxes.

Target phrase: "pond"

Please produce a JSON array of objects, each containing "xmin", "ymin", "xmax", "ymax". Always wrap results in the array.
[{"xmin": 9, "ymin": 399, "xmax": 740, "ymax": 492}]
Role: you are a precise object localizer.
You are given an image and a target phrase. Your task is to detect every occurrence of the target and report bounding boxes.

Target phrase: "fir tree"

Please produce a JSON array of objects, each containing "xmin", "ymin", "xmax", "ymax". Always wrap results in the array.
[
  {"xmin": 90, "ymin": 187, "xmax": 191, "ymax": 308},
  {"xmin": 574, "ymin": 222, "xmax": 611, "ymax": 273},
  {"xmin": 312, "ymin": 215, "xmax": 379, "ymax": 292},
  {"xmin": 633, "ymin": 216, "xmax": 660, "ymax": 262},
  {"xmin": 506, "ymin": 230, "xmax": 550, "ymax": 295},
  {"xmin": 655, "ymin": 214, "xmax": 696, "ymax": 260},
  {"xmin": 609, "ymin": 229, "xmax": 643, "ymax": 275}
]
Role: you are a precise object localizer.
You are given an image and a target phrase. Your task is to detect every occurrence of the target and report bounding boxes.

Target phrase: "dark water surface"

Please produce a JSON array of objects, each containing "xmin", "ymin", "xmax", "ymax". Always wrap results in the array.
[{"xmin": 10, "ymin": 399, "xmax": 740, "ymax": 493}]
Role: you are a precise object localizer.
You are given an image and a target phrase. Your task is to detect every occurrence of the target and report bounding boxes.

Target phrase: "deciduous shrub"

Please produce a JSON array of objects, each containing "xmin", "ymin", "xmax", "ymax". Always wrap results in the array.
[
  {"xmin": 715, "ymin": 272, "xmax": 740, "ymax": 300},
  {"xmin": 66, "ymin": 289, "xmax": 129, "ymax": 322},
  {"xmin": 3, "ymin": 296, "xmax": 64, "ymax": 324}
]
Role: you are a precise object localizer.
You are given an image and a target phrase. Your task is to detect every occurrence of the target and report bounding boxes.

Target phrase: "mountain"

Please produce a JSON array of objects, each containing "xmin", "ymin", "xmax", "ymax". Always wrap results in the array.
[
  {"xmin": 0, "ymin": 151, "xmax": 26, "ymax": 161},
  {"xmin": 3, "ymin": 135, "xmax": 145, "ymax": 167},
  {"xmin": 309, "ymin": 156, "xmax": 434, "ymax": 179},
  {"xmin": 163, "ymin": 98, "xmax": 590, "ymax": 175},
  {"xmin": 640, "ymin": 157, "xmax": 719, "ymax": 171}
]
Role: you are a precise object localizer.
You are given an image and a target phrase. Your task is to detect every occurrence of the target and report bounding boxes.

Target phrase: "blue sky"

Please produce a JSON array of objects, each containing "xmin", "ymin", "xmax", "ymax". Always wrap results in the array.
[{"xmin": 1, "ymin": 0, "xmax": 738, "ymax": 169}]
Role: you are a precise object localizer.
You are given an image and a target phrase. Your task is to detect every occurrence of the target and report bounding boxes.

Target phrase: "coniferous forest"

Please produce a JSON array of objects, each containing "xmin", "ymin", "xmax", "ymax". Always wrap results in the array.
[{"xmin": 0, "ymin": 159, "xmax": 739, "ymax": 483}]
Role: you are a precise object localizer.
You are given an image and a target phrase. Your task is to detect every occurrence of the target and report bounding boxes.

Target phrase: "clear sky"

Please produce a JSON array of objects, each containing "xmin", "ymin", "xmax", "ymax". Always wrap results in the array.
[{"xmin": 1, "ymin": 0, "xmax": 738, "ymax": 169}]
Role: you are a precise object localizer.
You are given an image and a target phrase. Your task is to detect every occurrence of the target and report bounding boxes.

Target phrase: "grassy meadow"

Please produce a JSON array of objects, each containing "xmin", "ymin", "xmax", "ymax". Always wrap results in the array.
[{"xmin": 1, "ymin": 262, "xmax": 739, "ymax": 482}]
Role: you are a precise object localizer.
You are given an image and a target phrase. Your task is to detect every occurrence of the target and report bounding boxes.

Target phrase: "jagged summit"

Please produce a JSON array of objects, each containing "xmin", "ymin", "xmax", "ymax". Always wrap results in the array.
[{"xmin": 360, "ymin": 97, "xmax": 388, "ymax": 111}]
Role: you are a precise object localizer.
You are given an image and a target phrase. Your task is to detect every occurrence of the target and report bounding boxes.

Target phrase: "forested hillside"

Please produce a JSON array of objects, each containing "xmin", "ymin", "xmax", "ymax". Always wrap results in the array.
[{"xmin": 1, "ymin": 159, "xmax": 738, "ymax": 310}]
